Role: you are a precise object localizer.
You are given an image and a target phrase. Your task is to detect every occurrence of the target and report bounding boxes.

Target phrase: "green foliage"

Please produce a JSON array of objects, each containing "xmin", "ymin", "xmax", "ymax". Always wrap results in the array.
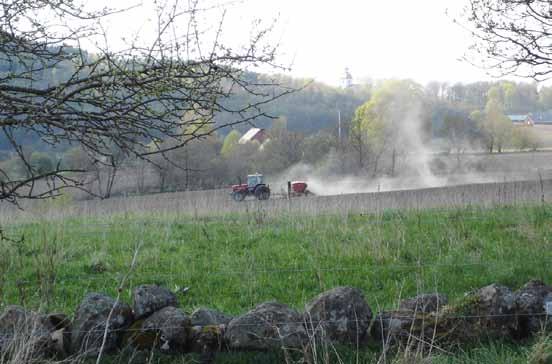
[
  {"xmin": 481, "ymin": 88, "xmax": 513, "ymax": 152},
  {"xmin": 441, "ymin": 112, "xmax": 476, "ymax": 152},
  {"xmin": 29, "ymin": 152, "xmax": 55, "ymax": 175},
  {"xmin": 470, "ymin": 110, "xmax": 484, "ymax": 123},
  {"xmin": 350, "ymin": 79, "xmax": 429, "ymax": 172},
  {"xmin": 527, "ymin": 335, "xmax": 552, "ymax": 364},
  {"xmin": 221, "ymin": 130, "xmax": 241, "ymax": 157},
  {"xmin": 512, "ymin": 127, "xmax": 540, "ymax": 151},
  {"xmin": 1, "ymin": 204, "xmax": 551, "ymax": 362},
  {"xmin": 2, "ymin": 204, "xmax": 550, "ymax": 314},
  {"xmin": 353, "ymin": 80, "xmax": 427, "ymax": 142}
]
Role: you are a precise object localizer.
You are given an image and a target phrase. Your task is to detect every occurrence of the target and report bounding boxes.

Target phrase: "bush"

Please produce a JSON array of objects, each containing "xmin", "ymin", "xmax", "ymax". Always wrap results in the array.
[
  {"xmin": 512, "ymin": 127, "xmax": 540, "ymax": 151},
  {"xmin": 30, "ymin": 152, "xmax": 55, "ymax": 175}
]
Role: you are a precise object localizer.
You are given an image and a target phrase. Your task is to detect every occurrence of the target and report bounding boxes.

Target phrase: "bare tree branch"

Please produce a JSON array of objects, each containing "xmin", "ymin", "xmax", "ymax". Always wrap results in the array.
[
  {"xmin": 0, "ymin": 0, "xmax": 291, "ymax": 203},
  {"xmin": 464, "ymin": 0, "xmax": 552, "ymax": 81}
]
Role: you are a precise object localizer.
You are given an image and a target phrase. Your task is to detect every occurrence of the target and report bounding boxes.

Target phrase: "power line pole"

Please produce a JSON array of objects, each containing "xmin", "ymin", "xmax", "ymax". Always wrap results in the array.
[{"xmin": 338, "ymin": 108, "xmax": 342, "ymax": 146}]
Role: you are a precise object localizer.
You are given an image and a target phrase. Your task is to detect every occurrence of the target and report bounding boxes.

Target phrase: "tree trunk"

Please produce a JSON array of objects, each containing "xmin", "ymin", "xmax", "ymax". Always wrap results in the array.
[
  {"xmin": 104, "ymin": 163, "xmax": 118, "ymax": 198},
  {"xmin": 184, "ymin": 150, "xmax": 190, "ymax": 190},
  {"xmin": 159, "ymin": 168, "xmax": 166, "ymax": 193}
]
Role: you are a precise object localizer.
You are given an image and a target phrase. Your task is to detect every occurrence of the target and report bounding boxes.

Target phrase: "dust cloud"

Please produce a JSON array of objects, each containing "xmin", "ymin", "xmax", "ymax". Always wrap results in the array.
[{"xmin": 269, "ymin": 101, "xmax": 548, "ymax": 197}]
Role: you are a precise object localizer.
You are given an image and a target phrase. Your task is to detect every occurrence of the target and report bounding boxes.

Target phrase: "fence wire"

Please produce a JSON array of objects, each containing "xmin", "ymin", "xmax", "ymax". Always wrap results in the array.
[
  {"xmin": 0, "ymin": 312, "xmax": 549, "ymax": 341},
  {"xmin": 2, "ymin": 258, "xmax": 547, "ymax": 285}
]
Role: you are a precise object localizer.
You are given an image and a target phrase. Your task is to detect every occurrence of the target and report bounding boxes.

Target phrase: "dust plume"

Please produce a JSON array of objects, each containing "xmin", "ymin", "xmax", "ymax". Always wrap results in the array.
[{"xmin": 269, "ymin": 99, "xmax": 548, "ymax": 196}]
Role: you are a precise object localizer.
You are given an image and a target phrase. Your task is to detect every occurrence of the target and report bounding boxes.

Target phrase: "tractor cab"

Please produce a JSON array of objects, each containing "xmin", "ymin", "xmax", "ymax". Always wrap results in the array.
[
  {"xmin": 231, "ymin": 173, "xmax": 270, "ymax": 201},
  {"xmin": 247, "ymin": 174, "xmax": 264, "ymax": 189}
]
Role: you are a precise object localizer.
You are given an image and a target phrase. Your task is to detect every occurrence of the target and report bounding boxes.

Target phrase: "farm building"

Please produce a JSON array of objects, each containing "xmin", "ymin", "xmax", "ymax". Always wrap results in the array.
[
  {"xmin": 238, "ymin": 128, "xmax": 268, "ymax": 145},
  {"xmin": 507, "ymin": 114, "xmax": 534, "ymax": 126}
]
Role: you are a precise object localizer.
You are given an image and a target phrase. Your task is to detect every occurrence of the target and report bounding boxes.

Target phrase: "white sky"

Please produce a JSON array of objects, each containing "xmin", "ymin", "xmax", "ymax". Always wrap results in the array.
[{"xmin": 93, "ymin": 0, "xmax": 493, "ymax": 86}]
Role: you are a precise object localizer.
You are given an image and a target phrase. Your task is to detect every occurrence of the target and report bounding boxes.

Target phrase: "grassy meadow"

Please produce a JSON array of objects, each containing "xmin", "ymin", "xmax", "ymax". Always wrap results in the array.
[{"xmin": 0, "ymin": 200, "xmax": 551, "ymax": 363}]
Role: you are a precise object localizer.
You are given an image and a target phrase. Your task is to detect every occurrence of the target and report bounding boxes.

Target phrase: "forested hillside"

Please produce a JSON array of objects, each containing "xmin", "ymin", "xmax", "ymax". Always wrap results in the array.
[
  {"xmin": 4, "ymin": 47, "xmax": 552, "ymax": 196},
  {"xmin": 217, "ymin": 74, "xmax": 372, "ymax": 134},
  {"xmin": 0, "ymin": 53, "xmax": 371, "ymax": 152},
  {"xmin": 3, "ymin": 54, "xmax": 552, "ymax": 153}
]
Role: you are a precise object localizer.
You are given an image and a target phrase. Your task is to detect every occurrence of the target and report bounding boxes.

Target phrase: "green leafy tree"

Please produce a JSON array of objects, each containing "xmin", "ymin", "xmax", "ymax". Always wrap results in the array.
[
  {"xmin": 29, "ymin": 153, "xmax": 55, "ymax": 175},
  {"xmin": 350, "ymin": 80, "xmax": 427, "ymax": 176},
  {"xmin": 221, "ymin": 130, "xmax": 242, "ymax": 157},
  {"xmin": 481, "ymin": 87, "xmax": 513, "ymax": 153},
  {"xmin": 442, "ymin": 113, "xmax": 471, "ymax": 154},
  {"xmin": 512, "ymin": 127, "xmax": 540, "ymax": 151}
]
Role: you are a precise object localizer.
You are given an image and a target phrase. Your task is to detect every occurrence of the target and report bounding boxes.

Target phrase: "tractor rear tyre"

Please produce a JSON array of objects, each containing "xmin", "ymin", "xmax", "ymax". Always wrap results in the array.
[
  {"xmin": 232, "ymin": 191, "xmax": 246, "ymax": 202},
  {"xmin": 255, "ymin": 186, "xmax": 270, "ymax": 200}
]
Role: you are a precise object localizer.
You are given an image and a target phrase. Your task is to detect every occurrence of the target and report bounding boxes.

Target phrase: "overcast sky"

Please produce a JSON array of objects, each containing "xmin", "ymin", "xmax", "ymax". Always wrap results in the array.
[{"xmin": 97, "ymin": 0, "xmax": 492, "ymax": 86}]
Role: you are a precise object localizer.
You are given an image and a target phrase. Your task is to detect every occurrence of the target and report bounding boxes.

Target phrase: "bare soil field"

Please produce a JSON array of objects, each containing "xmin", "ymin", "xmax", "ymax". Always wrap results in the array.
[
  {"xmin": 433, "ymin": 148, "xmax": 552, "ymax": 174},
  {"xmin": 3, "ymin": 176, "xmax": 551, "ymax": 224},
  {"xmin": 2, "ymin": 150, "xmax": 551, "ymax": 223},
  {"xmin": 535, "ymin": 124, "xmax": 552, "ymax": 147}
]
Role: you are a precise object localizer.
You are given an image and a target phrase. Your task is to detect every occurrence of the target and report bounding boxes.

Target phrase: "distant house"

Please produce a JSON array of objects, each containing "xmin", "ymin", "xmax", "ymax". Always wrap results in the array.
[
  {"xmin": 238, "ymin": 128, "xmax": 268, "ymax": 145},
  {"xmin": 507, "ymin": 114, "xmax": 534, "ymax": 126}
]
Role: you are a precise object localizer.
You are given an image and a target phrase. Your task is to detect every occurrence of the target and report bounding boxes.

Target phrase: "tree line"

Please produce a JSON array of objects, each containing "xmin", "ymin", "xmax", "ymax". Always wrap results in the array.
[
  {"xmin": 2, "ymin": 76, "xmax": 547, "ymax": 197},
  {"xmin": 2, "ymin": 0, "xmax": 552, "ymax": 201}
]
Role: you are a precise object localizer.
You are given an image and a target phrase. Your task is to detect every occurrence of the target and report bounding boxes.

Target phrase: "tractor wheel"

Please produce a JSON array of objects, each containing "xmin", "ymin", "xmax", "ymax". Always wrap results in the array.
[
  {"xmin": 232, "ymin": 191, "xmax": 246, "ymax": 202},
  {"xmin": 255, "ymin": 186, "xmax": 270, "ymax": 200}
]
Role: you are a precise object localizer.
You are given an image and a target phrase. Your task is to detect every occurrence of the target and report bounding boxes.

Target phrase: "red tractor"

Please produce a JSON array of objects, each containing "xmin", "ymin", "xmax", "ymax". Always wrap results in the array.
[{"xmin": 231, "ymin": 174, "xmax": 271, "ymax": 201}]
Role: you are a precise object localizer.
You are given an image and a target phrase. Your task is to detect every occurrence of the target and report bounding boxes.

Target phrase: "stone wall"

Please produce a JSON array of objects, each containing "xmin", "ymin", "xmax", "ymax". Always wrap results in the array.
[{"xmin": 0, "ymin": 281, "xmax": 550, "ymax": 362}]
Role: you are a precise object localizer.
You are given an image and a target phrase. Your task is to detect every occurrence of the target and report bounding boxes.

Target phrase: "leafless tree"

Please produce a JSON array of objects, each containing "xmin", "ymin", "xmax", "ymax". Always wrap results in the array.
[
  {"xmin": 0, "ymin": 0, "xmax": 292, "ymax": 203},
  {"xmin": 465, "ymin": 0, "xmax": 552, "ymax": 80}
]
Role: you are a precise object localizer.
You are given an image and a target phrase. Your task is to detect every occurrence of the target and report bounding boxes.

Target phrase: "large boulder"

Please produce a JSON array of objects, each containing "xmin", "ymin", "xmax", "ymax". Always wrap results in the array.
[
  {"xmin": 464, "ymin": 283, "xmax": 516, "ymax": 337},
  {"xmin": 305, "ymin": 287, "xmax": 372, "ymax": 345},
  {"xmin": 0, "ymin": 306, "xmax": 65, "ymax": 358},
  {"xmin": 188, "ymin": 324, "xmax": 226, "ymax": 358},
  {"xmin": 225, "ymin": 302, "xmax": 308, "ymax": 351},
  {"xmin": 372, "ymin": 293, "xmax": 448, "ymax": 346},
  {"xmin": 188, "ymin": 307, "xmax": 232, "ymax": 358},
  {"xmin": 429, "ymin": 283, "xmax": 518, "ymax": 344},
  {"xmin": 399, "ymin": 293, "xmax": 448, "ymax": 313},
  {"xmin": 371, "ymin": 310, "xmax": 440, "ymax": 346},
  {"xmin": 71, "ymin": 293, "xmax": 133, "ymax": 356},
  {"xmin": 191, "ymin": 308, "xmax": 233, "ymax": 327},
  {"xmin": 513, "ymin": 280, "xmax": 552, "ymax": 337},
  {"xmin": 132, "ymin": 285, "xmax": 178, "ymax": 319},
  {"xmin": 126, "ymin": 306, "xmax": 191, "ymax": 353}
]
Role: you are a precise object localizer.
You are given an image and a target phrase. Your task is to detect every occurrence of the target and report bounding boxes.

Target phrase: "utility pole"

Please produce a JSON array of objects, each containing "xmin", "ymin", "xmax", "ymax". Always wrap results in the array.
[
  {"xmin": 335, "ymin": 100, "xmax": 343, "ymax": 149},
  {"xmin": 338, "ymin": 108, "xmax": 342, "ymax": 145},
  {"xmin": 337, "ymin": 67, "xmax": 352, "ymax": 149}
]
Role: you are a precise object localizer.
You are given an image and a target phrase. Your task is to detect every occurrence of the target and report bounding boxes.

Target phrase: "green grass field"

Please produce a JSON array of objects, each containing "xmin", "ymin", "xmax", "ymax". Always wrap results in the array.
[{"xmin": 1, "ymin": 204, "xmax": 551, "ymax": 363}]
